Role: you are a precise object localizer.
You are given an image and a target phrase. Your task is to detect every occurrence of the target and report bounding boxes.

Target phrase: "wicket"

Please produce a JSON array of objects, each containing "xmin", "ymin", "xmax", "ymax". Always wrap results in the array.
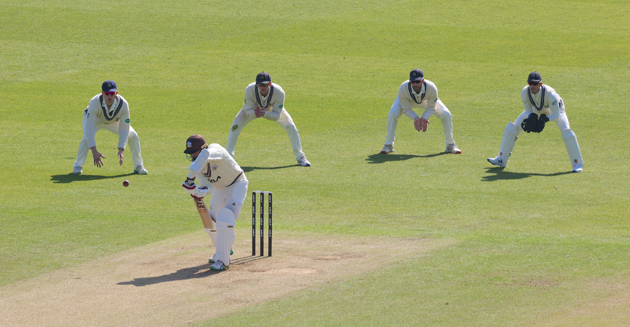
[{"xmin": 252, "ymin": 191, "xmax": 272, "ymax": 256}]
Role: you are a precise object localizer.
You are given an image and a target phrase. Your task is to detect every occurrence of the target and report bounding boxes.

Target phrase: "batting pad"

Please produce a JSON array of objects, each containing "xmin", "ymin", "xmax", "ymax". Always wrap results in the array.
[
  {"xmin": 562, "ymin": 129, "xmax": 584, "ymax": 167},
  {"xmin": 499, "ymin": 122, "xmax": 519, "ymax": 165},
  {"xmin": 216, "ymin": 208, "xmax": 236, "ymax": 265},
  {"xmin": 204, "ymin": 228, "xmax": 217, "ymax": 247}
]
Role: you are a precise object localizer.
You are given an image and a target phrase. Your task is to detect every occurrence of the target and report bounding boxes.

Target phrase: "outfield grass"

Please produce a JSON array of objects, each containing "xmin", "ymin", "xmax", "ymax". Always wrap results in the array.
[{"xmin": 1, "ymin": 0, "xmax": 629, "ymax": 325}]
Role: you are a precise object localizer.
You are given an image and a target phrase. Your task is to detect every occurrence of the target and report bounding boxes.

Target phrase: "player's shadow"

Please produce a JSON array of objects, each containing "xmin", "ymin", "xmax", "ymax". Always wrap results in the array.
[
  {"xmin": 241, "ymin": 165, "xmax": 296, "ymax": 173},
  {"xmin": 51, "ymin": 173, "xmax": 135, "ymax": 184},
  {"xmin": 117, "ymin": 264, "xmax": 216, "ymax": 287},
  {"xmin": 116, "ymin": 256, "xmax": 267, "ymax": 287},
  {"xmin": 482, "ymin": 167, "xmax": 573, "ymax": 181},
  {"xmin": 366, "ymin": 152, "xmax": 447, "ymax": 164}
]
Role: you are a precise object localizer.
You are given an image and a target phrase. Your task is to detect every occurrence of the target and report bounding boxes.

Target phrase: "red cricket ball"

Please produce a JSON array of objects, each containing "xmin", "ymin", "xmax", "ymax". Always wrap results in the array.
[{"xmin": 123, "ymin": 180, "xmax": 129, "ymax": 187}]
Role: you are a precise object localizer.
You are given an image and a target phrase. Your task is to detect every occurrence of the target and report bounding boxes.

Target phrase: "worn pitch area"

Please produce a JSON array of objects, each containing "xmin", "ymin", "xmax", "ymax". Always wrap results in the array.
[{"xmin": 0, "ymin": 230, "xmax": 452, "ymax": 326}]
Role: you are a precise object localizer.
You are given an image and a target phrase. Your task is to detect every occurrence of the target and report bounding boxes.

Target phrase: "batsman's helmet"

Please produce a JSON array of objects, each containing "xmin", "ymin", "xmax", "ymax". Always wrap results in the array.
[{"xmin": 184, "ymin": 134, "xmax": 207, "ymax": 154}]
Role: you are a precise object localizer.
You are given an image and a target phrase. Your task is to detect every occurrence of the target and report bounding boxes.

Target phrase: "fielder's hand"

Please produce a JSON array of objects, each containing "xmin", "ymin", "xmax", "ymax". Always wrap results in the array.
[
  {"xmin": 117, "ymin": 148, "xmax": 124, "ymax": 166},
  {"xmin": 254, "ymin": 107, "xmax": 266, "ymax": 118},
  {"xmin": 414, "ymin": 117, "xmax": 429, "ymax": 132},
  {"xmin": 91, "ymin": 148, "xmax": 105, "ymax": 167}
]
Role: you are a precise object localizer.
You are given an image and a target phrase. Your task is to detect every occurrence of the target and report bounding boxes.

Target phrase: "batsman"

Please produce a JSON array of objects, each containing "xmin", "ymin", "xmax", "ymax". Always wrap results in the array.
[
  {"xmin": 182, "ymin": 135, "xmax": 249, "ymax": 271},
  {"xmin": 487, "ymin": 72, "xmax": 584, "ymax": 172}
]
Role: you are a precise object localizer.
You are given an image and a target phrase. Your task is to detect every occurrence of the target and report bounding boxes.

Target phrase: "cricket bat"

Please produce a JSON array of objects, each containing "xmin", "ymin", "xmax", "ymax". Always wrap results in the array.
[{"xmin": 192, "ymin": 195, "xmax": 215, "ymax": 229}]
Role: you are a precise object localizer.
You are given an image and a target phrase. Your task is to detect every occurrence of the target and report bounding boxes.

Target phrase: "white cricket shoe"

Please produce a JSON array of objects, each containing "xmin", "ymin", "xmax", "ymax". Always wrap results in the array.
[
  {"xmin": 487, "ymin": 156, "xmax": 506, "ymax": 168},
  {"xmin": 572, "ymin": 163, "xmax": 583, "ymax": 173},
  {"xmin": 209, "ymin": 260, "xmax": 230, "ymax": 271},
  {"xmin": 380, "ymin": 144, "xmax": 394, "ymax": 154},
  {"xmin": 297, "ymin": 156, "xmax": 311, "ymax": 167},
  {"xmin": 445, "ymin": 143, "xmax": 461, "ymax": 154},
  {"xmin": 72, "ymin": 166, "xmax": 83, "ymax": 174},
  {"xmin": 208, "ymin": 249, "xmax": 234, "ymax": 264},
  {"xmin": 134, "ymin": 165, "xmax": 148, "ymax": 175}
]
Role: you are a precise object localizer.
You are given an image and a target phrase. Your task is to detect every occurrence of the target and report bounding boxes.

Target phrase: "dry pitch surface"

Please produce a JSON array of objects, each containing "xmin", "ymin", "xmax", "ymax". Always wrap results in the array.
[
  {"xmin": 2, "ymin": 231, "xmax": 628, "ymax": 326},
  {"xmin": 0, "ymin": 230, "xmax": 454, "ymax": 326}
]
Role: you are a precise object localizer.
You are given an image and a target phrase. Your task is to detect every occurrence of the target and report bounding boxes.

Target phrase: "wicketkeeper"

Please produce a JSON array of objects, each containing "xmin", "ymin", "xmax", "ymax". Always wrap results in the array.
[
  {"xmin": 381, "ymin": 69, "xmax": 461, "ymax": 155},
  {"xmin": 182, "ymin": 135, "xmax": 248, "ymax": 271},
  {"xmin": 72, "ymin": 80, "xmax": 148, "ymax": 175},
  {"xmin": 487, "ymin": 72, "xmax": 584, "ymax": 172}
]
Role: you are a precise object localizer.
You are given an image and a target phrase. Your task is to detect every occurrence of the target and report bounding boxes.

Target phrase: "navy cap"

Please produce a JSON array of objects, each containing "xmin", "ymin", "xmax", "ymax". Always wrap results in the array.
[
  {"xmin": 527, "ymin": 72, "xmax": 542, "ymax": 83},
  {"xmin": 256, "ymin": 72, "xmax": 271, "ymax": 85},
  {"xmin": 102, "ymin": 80, "xmax": 117, "ymax": 92},
  {"xmin": 409, "ymin": 69, "xmax": 424, "ymax": 81},
  {"xmin": 184, "ymin": 135, "xmax": 207, "ymax": 154}
]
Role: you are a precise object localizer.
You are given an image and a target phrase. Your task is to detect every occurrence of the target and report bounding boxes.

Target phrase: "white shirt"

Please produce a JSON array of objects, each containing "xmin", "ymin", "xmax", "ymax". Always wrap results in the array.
[
  {"xmin": 396, "ymin": 79, "xmax": 440, "ymax": 120},
  {"xmin": 83, "ymin": 94, "xmax": 131, "ymax": 149},
  {"xmin": 187, "ymin": 143, "xmax": 247, "ymax": 189},
  {"xmin": 521, "ymin": 84, "xmax": 564, "ymax": 120},
  {"xmin": 242, "ymin": 82, "xmax": 286, "ymax": 121}
]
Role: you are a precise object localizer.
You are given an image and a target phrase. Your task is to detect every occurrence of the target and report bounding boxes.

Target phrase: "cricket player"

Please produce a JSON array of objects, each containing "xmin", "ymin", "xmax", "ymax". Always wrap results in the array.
[
  {"xmin": 487, "ymin": 72, "xmax": 584, "ymax": 172},
  {"xmin": 72, "ymin": 80, "xmax": 148, "ymax": 175},
  {"xmin": 381, "ymin": 69, "xmax": 461, "ymax": 154},
  {"xmin": 182, "ymin": 135, "xmax": 248, "ymax": 271},
  {"xmin": 226, "ymin": 71, "xmax": 311, "ymax": 166}
]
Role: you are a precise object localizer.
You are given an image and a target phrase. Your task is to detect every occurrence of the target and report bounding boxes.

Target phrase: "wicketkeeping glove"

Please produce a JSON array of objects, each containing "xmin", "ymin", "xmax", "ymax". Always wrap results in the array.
[
  {"xmin": 521, "ymin": 113, "xmax": 538, "ymax": 133},
  {"xmin": 534, "ymin": 114, "xmax": 549, "ymax": 133}
]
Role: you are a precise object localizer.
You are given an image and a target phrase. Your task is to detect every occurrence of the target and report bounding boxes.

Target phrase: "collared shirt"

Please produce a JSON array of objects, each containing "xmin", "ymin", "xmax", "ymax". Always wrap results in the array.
[
  {"xmin": 188, "ymin": 143, "xmax": 247, "ymax": 189},
  {"xmin": 521, "ymin": 84, "xmax": 564, "ymax": 120},
  {"xmin": 82, "ymin": 93, "xmax": 131, "ymax": 149},
  {"xmin": 242, "ymin": 82, "xmax": 286, "ymax": 121},
  {"xmin": 396, "ymin": 79, "xmax": 440, "ymax": 120}
]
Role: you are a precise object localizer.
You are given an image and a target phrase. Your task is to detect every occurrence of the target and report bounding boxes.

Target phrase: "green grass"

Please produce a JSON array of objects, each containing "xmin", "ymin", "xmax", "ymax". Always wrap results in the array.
[{"xmin": 1, "ymin": 0, "xmax": 630, "ymax": 325}]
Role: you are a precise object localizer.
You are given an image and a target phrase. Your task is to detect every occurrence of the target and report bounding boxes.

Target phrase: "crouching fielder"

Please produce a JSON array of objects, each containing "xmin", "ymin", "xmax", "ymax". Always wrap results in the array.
[
  {"xmin": 182, "ymin": 135, "xmax": 248, "ymax": 271},
  {"xmin": 381, "ymin": 69, "xmax": 461, "ymax": 154},
  {"xmin": 487, "ymin": 72, "xmax": 584, "ymax": 172}
]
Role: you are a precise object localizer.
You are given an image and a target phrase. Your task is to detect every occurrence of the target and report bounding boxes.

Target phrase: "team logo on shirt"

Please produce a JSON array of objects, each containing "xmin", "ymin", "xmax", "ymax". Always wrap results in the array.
[
  {"xmin": 279, "ymin": 104, "xmax": 283, "ymax": 109},
  {"xmin": 212, "ymin": 164, "xmax": 218, "ymax": 171},
  {"xmin": 125, "ymin": 119, "xmax": 130, "ymax": 123}
]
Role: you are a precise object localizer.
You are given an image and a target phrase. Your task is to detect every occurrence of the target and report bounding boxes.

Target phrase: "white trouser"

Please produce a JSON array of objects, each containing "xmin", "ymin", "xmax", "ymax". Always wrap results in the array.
[
  {"xmin": 208, "ymin": 179, "xmax": 248, "ymax": 265},
  {"xmin": 73, "ymin": 121, "xmax": 143, "ymax": 168},
  {"xmin": 385, "ymin": 97, "xmax": 455, "ymax": 146},
  {"xmin": 207, "ymin": 179, "xmax": 249, "ymax": 220},
  {"xmin": 226, "ymin": 108, "xmax": 305, "ymax": 160}
]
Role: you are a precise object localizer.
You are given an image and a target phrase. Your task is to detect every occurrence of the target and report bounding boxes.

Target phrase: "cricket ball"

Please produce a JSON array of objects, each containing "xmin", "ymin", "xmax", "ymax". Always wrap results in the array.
[{"xmin": 123, "ymin": 180, "xmax": 129, "ymax": 187}]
